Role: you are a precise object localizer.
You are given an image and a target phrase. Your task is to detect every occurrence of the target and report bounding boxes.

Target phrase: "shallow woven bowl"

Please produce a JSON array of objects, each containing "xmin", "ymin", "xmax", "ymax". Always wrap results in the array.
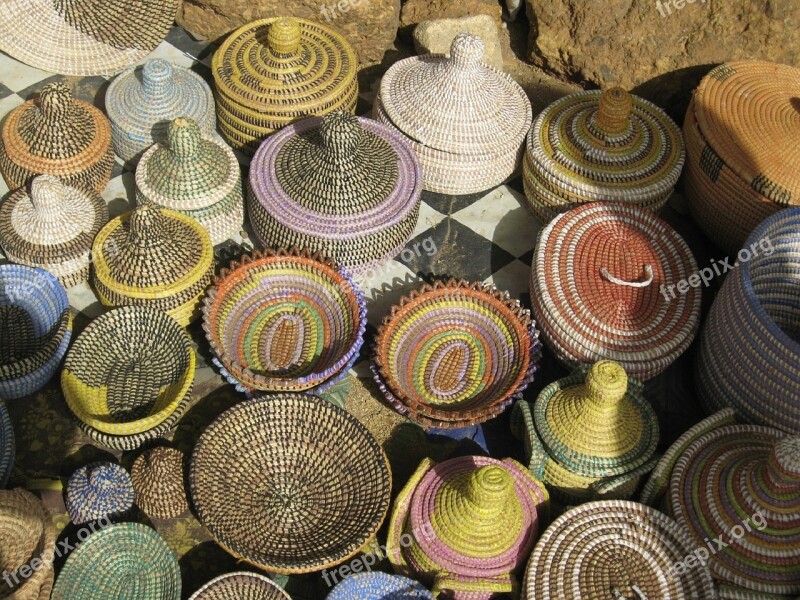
[
  {"xmin": 61, "ymin": 306, "xmax": 195, "ymax": 437},
  {"xmin": 372, "ymin": 280, "xmax": 540, "ymax": 429},
  {"xmin": 190, "ymin": 394, "xmax": 392, "ymax": 574},
  {"xmin": 327, "ymin": 572, "xmax": 433, "ymax": 599},
  {"xmin": 0, "ymin": 264, "xmax": 72, "ymax": 401},
  {"xmin": 202, "ymin": 248, "xmax": 366, "ymax": 393},
  {"xmin": 189, "ymin": 572, "xmax": 291, "ymax": 599}
]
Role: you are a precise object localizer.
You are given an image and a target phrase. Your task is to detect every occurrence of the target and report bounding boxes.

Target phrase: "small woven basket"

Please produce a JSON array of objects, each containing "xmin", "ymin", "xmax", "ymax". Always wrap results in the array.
[
  {"xmin": 189, "ymin": 394, "xmax": 392, "ymax": 574},
  {"xmin": 0, "ymin": 264, "xmax": 72, "ymax": 401},
  {"xmin": 0, "ymin": 82, "xmax": 114, "ymax": 194},
  {"xmin": 189, "ymin": 572, "xmax": 291, "ymax": 600},
  {"xmin": 131, "ymin": 446, "xmax": 189, "ymax": 520},
  {"xmin": 327, "ymin": 573, "xmax": 433, "ymax": 600},
  {"xmin": 0, "ymin": 402, "xmax": 13, "ymax": 488},
  {"xmin": 65, "ymin": 462, "xmax": 134, "ymax": 525}
]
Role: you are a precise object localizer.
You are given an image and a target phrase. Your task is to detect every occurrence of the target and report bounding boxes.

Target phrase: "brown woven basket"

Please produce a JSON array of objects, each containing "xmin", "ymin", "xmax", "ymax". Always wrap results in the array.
[{"xmin": 131, "ymin": 447, "xmax": 189, "ymax": 520}]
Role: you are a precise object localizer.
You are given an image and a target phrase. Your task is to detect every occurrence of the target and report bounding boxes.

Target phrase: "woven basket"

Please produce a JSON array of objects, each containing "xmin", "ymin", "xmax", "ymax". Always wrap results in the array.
[
  {"xmin": 373, "ymin": 34, "xmax": 531, "ymax": 195},
  {"xmin": 202, "ymin": 248, "xmax": 366, "ymax": 393},
  {"xmin": 531, "ymin": 202, "xmax": 701, "ymax": 380},
  {"xmin": 523, "ymin": 87, "xmax": 685, "ymax": 223},
  {"xmin": 0, "ymin": 264, "xmax": 72, "ymax": 401},
  {"xmin": 717, "ymin": 584, "xmax": 798, "ymax": 600},
  {"xmin": 387, "ymin": 455, "xmax": 548, "ymax": 599},
  {"xmin": 0, "ymin": 82, "xmax": 113, "ymax": 194},
  {"xmin": 327, "ymin": 573, "xmax": 433, "ymax": 600},
  {"xmin": 0, "ymin": 175, "xmax": 108, "ymax": 288},
  {"xmin": 0, "ymin": 402, "xmax": 13, "ymax": 488},
  {"xmin": 65, "ymin": 462, "xmax": 134, "ymax": 525},
  {"xmin": 91, "ymin": 203, "xmax": 215, "ymax": 327},
  {"xmin": 108, "ymin": 59, "xmax": 217, "ymax": 163},
  {"xmin": 683, "ymin": 61, "xmax": 800, "ymax": 254},
  {"xmin": 696, "ymin": 207, "xmax": 800, "ymax": 433},
  {"xmin": 136, "ymin": 117, "xmax": 243, "ymax": 246},
  {"xmin": 249, "ymin": 110, "xmax": 422, "ymax": 271},
  {"xmin": 50, "ymin": 522, "xmax": 181, "ymax": 600},
  {"xmin": 189, "ymin": 394, "xmax": 392, "ymax": 574},
  {"xmin": 212, "ymin": 17, "xmax": 359, "ymax": 156},
  {"xmin": 131, "ymin": 447, "xmax": 189, "ymax": 520},
  {"xmin": 189, "ymin": 573, "xmax": 291, "ymax": 600}
]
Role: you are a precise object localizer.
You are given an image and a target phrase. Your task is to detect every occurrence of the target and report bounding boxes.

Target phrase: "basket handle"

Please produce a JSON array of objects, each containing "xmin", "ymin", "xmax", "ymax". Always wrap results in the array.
[
  {"xmin": 600, "ymin": 264, "xmax": 654, "ymax": 288},
  {"xmin": 612, "ymin": 585, "xmax": 649, "ymax": 599}
]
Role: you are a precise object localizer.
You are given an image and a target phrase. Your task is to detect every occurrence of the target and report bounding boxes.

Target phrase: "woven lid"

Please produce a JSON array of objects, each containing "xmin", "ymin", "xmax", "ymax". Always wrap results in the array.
[
  {"xmin": 0, "ymin": 0, "xmax": 178, "ymax": 76},
  {"xmin": 693, "ymin": 61, "xmax": 800, "ymax": 207},
  {"xmin": 377, "ymin": 34, "xmax": 531, "ymax": 156},
  {"xmin": 65, "ymin": 462, "xmax": 134, "ymax": 524},
  {"xmin": 189, "ymin": 572, "xmax": 291, "ymax": 600},
  {"xmin": 0, "ymin": 403, "xmax": 13, "ymax": 488},
  {"xmin": 131, "ymin": 447, "xmax": 189, "ymax": 520},
  {"xmin": 327, "ymin": 573, "xmax": 433, "ymax": 600},
  {"xmin": 670, "ymin": 425, "xmax": 800, "ymax": 595},
  {"xmin": 531, "ymin": 202, "xmax": 701, "ymax": 380}
]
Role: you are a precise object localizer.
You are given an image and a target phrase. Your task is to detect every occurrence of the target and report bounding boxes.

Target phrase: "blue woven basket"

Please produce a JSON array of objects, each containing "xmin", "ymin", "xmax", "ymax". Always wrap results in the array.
[
  {"xmin": 0, "ymin": 264, "xmax": 72, "ymax": 400},
  {"xmin": 327, "ymin": 573, "xmax": 432, "ymax": 599},
  {"xmin": 65, "ymin": 462, "xmax": 134, "ymax": 524},
  {"xmin": 0, "ymin": 402, "xmax": 13, "ymax": 487}
]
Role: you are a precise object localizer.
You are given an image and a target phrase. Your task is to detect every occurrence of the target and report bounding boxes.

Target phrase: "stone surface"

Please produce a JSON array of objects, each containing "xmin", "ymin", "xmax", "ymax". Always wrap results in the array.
[
  {"xmin": 414, "ymin": 15, "xmax": 504, "ymax": 70},
  {"xmin": 400, "ymin": 0, "xmax": 504, "ymax": 33},
  {"xmin": 177, "ymin": 0, "xmax": 401, "ymax": 64}
]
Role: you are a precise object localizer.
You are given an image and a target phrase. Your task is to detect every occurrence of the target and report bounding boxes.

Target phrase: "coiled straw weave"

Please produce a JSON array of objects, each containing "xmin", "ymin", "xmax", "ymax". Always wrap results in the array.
[
  {"xmin": 189, "ymin": 572, "xmax": 291, "ymax": 600},
  {"xmin": 326, "ymin": 573, "xmax": 433, "ymax": 599}
]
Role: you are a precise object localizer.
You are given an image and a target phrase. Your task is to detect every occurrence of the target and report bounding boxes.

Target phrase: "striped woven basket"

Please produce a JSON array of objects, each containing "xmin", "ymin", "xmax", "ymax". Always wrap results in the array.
[
  {"xmin": 522, "ymin": 87, "xmax": 685, "ymax": 223},
  {"xmin": 0, "ymin": 264, "xmax": 72, "ymax": 401},
  {"xmin": 107, "ymin": 59, "xmax": 217, "ymax": 164},
  {"xmin": 0, "ymin": 82, "xmax": 114, "ymax": 194},
  {"xmin": 190, "ymin": 573, "xmax": 291, "ymax": 600},
  {"xmin": 249, "ymin": 110, "xmax": 422, "ymax": 272},
  {"xmin": 51, "ymin": 522, "xmax": 181, "ymax": 600},
  {"xmin": 696, "ymin": 207, "xmax": 800, "ymax": 433},
  {"xmin": 65, "ymin": 462, "xmax": 134, "ymax": 525},
  {"xmin": 327, "ymin": 573, "xmax": 433, "ymax": 599},
  {"xmin": 212, "ymin": 17, "xmax": 359, "ymax": 156},
  {"xmin": 131, "ymin": 447, "xmax": 189, "ymax": 520},
  {"xmin": 136, "ymin": 117, "xmax": 243, "ymax": 246},
  {"xmin": 387, "ymin": 455, "xmax": 548, "ymax": 599},
  {"xmin": 717, "ymin": 584, "xmax": 798, "ymax": 600},
  {"xmin": 91, "ymin": 203, "xmax": 215, "ymax": 327},
  {"xmin": 373, "ymin": 34, "xmax": 532, "ymax": 196},
  {"xmin": 530, "ymin": 202, "xmax": 701, "ymax": 380},
  {"xmin": 202, "ymin": 248, "xmax": 366, "ymax": 394},
  {"xmin": 0, "ymin": 402, "xmax": 13, "ymax": 488},
  {"xmin": 683, "ymin": 61, "xmax": 800, "ymax": 254},
  {"xmin": 189, "ymin": 394, "xmax": 392, "ymax": 574},
  {"xmin": 61, "ymin": 306, "xmax": 195, "ymax": 450}
]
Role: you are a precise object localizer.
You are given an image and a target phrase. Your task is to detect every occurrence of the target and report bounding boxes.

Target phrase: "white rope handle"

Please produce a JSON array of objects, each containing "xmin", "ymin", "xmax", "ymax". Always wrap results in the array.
[
  {"xmin": 612, "ymin": 584, "xmax": 649, "ymax": 599},
  {"xmin": 600, "ymin": 264, "xmax": 654, "ymax": 288}
]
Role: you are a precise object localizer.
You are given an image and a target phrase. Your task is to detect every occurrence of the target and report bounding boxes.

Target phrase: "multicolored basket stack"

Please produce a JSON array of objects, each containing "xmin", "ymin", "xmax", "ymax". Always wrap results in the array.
[
  {"xmin": 51, "ymin": 522, "xmax": 181, "ymax": 600},
  {"xmin": 202, "ymin": 248, "xmax": 366, "ymax": 394},
  {"xmin": 0, "ymin": 82, "xmax": 114, "ymax": 193},
  {"xmin": 190, "ymin": 573, "xmax": 291, "ymax": 600},
  {"xmin": 0, "ymin": 175, "xmax": 108, "ymax": 288},
  {"xmin": 531, "ymin": 202, "xmax": 701, "ymax": 380},
  {"xmin": 0, "ymin": 0, "xmax": 178, "ymax": 76},
  {"xmin": 327, "ymin": 573, "xmax": 433, "ymax": 600},
  {"xmin": 107, "ymin": 59, "xmax": 217, "ymax": 163},
  {"xmin": 683, "ymin": 61, "xmax": 800, "ymax": 254},
  {"xmin": 212, "ymin": 17, "xmax": 359, "ymax": 155},
  {"xmin": 190, "ymin": 394, "xmax": 392, "ymax": 574},
  {"xmin": 131, "ymin": 446, "xmax": 189, "ymax": 519},
  {"xmin": 512, "ymin": 360, "xmax": 660, "ymax": 504},
  {"xmin": 0, "ymin": 264, "xmax": 72, "ymax": 401},
  {"xmin": 91, "ymin": 203, "xmax": 215, "ymax": 326},
  {"xmin": 696, "ymin": 207, "xmax": 800, "ymax": 433},
  {"xmin": 0, "ymin": 402, "xmax": 13, "ymax": 488},
  {"xmin": 373, "ymin": 34, "xmax": 532, "ymax": 195},
  {"xmin": 387, "ymin": 455, "xmax": 548, "ymax": 599},
  {"xmin": 522, "ymin": 500, "xmax": 718, "ymax": 599},
  {"xmin": 65, "ymin": 462, "xmax": 134, "ymax": 524},
  {"xmin": 669, "ymin": 426, "xmax": 800, "ymax": 596},
  {"xmin": 522, "ymin": 87, "xmax": 685, "ymax": 222},
  {"xmin": 372, "ymin": 280, "xmax": 541, "ymax": 429},
  {"xmin": 136, "ymin": 117, "xmax": 243, "ymax": 246},
  {"xmin": 61, "ymin": 306, "xmax": 195, "ymax": 450},
  {"xmin": 249, "ymin": 110, "xmax": 422, "ymax": 271}
]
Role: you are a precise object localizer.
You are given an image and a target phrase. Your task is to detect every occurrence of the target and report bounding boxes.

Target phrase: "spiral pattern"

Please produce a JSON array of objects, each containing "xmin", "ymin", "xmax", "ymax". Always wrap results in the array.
[{"xmin": 189, "ymin": 572, "xmax": 290, "ymax": 600}]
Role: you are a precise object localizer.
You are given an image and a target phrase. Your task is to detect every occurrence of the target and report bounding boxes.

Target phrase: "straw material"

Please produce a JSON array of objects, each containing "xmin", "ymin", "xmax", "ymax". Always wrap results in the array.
[
  {"xmin": 189, "ymin": 572, "xmax": 291, "ymax": 600},
  {"xmin": 327, "ymin": 573, "xmax": 432, "ymax": 600},
  {"xmin": 0, "ymin": 175, "xmax": 108, "ymax": 288},
  {"xmin": 0, "ymin": 403, "xmax": 13, "ymax": 488},
  {"xmin": 523, "ymin": 87, "xmax": 684, "ymax": 222},
  {"xmin": 531, "ymin": 202, "xmax": 701, "ymax": 380},
  {"xmin": 670, "ymin": 426, "xmax": 800, "ymax": 595},
  {"xmin": 249, "ymin": 111, "xmax": 422, "ymax": 271},
  {"xmin": 202, "ymin": 248, "xmax": 366, "ymax": 393},
  {"xmin": 65, "ymin": 462, "xmax": 133, "ymax": 525},
  {"xmin": 684, "ymin": 61, "xmax": 800, "ymax": 254},
  {"xmin": 696, "ymin": 207, "xmax": 800, "ymax": 433},
  {"xmin": 718, "ymin": 584, "xmax": 798, "ymax": 600},
  {"xmin": 189, "ymin": 394, "xmax": 392, "ymax": 574},
  {"xmin": 108, "ymin": 59, "xmax": 217, "ymax": 163},
  {"xmin": 522, "ymin": 500, "xmax": 717, "ymax": 599},
  {"xmin": 373, "ymin": 34, "xmax": 532, "ymax": 195},
  {"xmin": 387, "ymin": 455, "xmax": 548, "ymax": 599},
  {"xmin": 91, "ymin": 203, "xmax": 215, "ymax": 327},
  {"xmin": 212, "ymin": 17, "xmax": 359, "ymax": 155},
  {"xmin": 50, "ymin": 522, "xmax": 181, "ymax": 600},
  {"xmin": 131, "ymin": 447, "xmax": 189, "ymax": 520},
  {"xmin": 0, "ymin": 82, "xmax": 113, "ymax": 194},
  {"xmin": 0, "ymin": 264, "xmax": 72, "ymax": 401}
]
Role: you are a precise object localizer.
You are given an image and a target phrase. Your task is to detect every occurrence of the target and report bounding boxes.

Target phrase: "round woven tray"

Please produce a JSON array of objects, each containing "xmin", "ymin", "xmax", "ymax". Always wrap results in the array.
[
  {"xmin": 189, "ymin": 572, "xmax": 291, "ymax": 600},
  {"xmin": 0, "ymin": 264, "xmax": 72, "ymax": 401},
  {"xmin": 0, "ymin": 82, "xmax": 114, "ymax": 194},
  {"xmin": 0, "ymin": 402, "xmax": 13, "ymax": 488},
  {"xmin": 249, "ymin": 111, "xmax": 422, "ymax": 271},
  {"xmin": 131, "ymin": 446, "xmax": 189, "ymax": 520},
  {"xmin": 190, "ymin": 394, "xmax": 392, "ymax": 574},
  {"xmin": 327, "ymin": 572, "xmax": 433, "ymax": 600},
  {"xmin": 530, "ymin": 202, "xmax": 701, "ymax": 380},
  {"xmin": 65, "ymin": 462, "xmax": 134, "ymax": 525}
]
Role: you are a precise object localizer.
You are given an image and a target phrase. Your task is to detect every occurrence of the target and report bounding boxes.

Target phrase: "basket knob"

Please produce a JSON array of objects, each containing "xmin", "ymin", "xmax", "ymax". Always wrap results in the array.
[
  {"xmin": 142, "ymin": 59, "xmax": 175, "ymax": 101},
  {"xmin": 88, "ymin": 464, "xmax": 116, "ymax": 489},
  {"xmin": 319, "ymin": 110, "xmax": 363, "ymax": 158},
  {"xmin": 464, "ymin": 465, "xmax": 513, "ymax": 514},
  {"xmin": 29, "ymin": 175, "xmax": 66, "ymax": 222},
  {"xmin": 39, "ymin": 82, "xmax": 73, "ymax": 121},
  {"xmin": 268, "ymin": 18, "xmax": 302, "ymax": 56},
  {"xmin": 168, "ymin": 117, "xmax": 202, "ymax": 160},
  {"xmin": 128, "ymin": 203, "xmax": 165, "ymax": 247},
  {"xmin": 450, "ymin": 33, "xmax": 485, "ymax": 69},
  {"xmin": 765, "ymin": 436, "xmax": 800, "ymax": 491},
  {"xmin": 596, "ymin": 87, "xmax": 633, "ymax": 135},
  {"xmin": 585, "ymin": 360, "xmax": 628, "ymax": 404}
]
